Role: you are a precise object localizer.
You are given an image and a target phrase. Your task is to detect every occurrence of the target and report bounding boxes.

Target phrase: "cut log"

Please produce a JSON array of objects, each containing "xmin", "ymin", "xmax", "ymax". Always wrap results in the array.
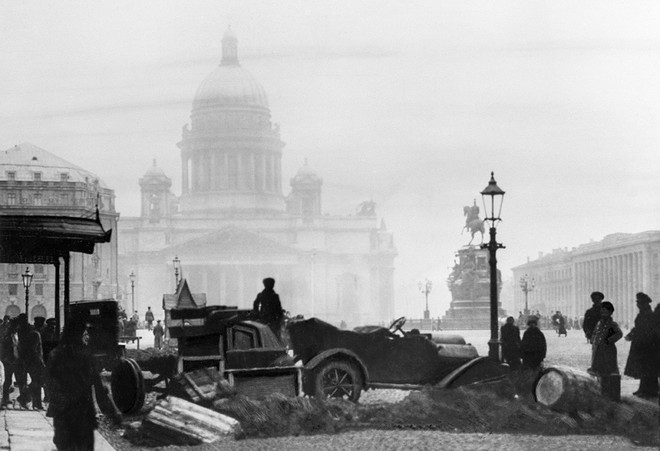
[
  {"xmin": 534, "ymin": 365, "xmax": 601, "ymax": 412},
  {"xmin": 142, "ymin": 396, "xmax": 242, "ymax": 445}
]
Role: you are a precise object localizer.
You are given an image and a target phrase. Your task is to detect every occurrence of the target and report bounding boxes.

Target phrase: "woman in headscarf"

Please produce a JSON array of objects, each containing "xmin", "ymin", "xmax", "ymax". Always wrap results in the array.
[
  {"xmin": 624, "ymin": 292, "xmax": 660, "ymax": 399},
  {"xmin": 520, "ymin": 315, "xmax": 547, "ymax": 371},
  {"xmin": 590, "ymin": 301, "xmax": 623, "ymax": 377},
  {"xmin": 46, "ymin": 311, "xmax": 122, "ymax": 450}
]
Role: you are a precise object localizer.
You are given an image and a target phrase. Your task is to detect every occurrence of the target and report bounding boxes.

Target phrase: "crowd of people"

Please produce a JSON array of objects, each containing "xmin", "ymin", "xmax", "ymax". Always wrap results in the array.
[
  {"xmin": 515, "ymin": 310, "xmax": 582, "ymax": 333},
  {"xmin": 503, "ymin": 290, "xmax": 660, "ymax": 401},
  {"xmin": 0, "ymin": 313, "xmax": 59, "ymax": 410}
]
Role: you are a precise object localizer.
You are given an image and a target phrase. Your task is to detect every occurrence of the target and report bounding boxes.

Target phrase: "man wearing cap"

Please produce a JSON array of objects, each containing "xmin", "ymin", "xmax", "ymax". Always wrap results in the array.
[
  {"xmin": 153, "ymin": 320, "xmax": 164, "ymax": 350},
  {"xmin": 583, "ymin": 291, "xmax": 604, "ymax": 343},
  {"xmin": 253, "ymin": 277, "xmax": 284, "ymax": 339},
  {"xmin": 624, "ymin": 292, "xmax": 659, "ymax": 398}
]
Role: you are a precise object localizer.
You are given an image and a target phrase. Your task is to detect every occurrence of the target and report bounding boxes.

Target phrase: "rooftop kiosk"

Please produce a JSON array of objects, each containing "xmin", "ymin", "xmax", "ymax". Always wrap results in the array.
[{"xmin": 0, "ymin": 212, "xmax": 112, "ymax": 333}]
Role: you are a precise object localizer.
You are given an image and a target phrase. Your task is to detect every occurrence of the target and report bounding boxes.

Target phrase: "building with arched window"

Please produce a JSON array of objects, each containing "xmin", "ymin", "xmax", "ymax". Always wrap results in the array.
[
  {"xmin": 118, "ymin": 30, "xmax": 396, "ymax": 326},
  {"xmin": 0, "ymin": 143, "xmax": 119, "ymax": 319}
]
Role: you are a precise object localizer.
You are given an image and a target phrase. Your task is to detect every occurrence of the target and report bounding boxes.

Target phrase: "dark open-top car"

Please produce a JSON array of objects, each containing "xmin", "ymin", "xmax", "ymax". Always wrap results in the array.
[{"xmin": 287, "ymin": 316, "xmax": 505, "ymax": 402}]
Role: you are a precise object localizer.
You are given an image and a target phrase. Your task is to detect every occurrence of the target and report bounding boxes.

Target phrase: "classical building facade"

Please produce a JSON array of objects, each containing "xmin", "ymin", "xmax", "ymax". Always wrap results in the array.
[
  {"xmin": 511, "ymin": 231, "xmax": 660, "ymax": 327},
  {"xmin": 118, "ymin": 30, "xmax": 396, "ymax": 326},
  {"xmin": 0, "ymin": 143, "xmax": 119, "ymax": 319}
]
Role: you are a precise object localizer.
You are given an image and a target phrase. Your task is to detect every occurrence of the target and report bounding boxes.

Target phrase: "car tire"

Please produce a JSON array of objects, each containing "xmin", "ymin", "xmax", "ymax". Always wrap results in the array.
[{"xmin": 312, "ymin": 360, "xmax": 362, "ymax": 402}]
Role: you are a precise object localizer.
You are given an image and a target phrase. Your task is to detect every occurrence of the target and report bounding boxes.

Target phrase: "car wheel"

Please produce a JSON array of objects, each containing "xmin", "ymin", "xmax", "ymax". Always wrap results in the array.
[{"xmin": 313, "ymin": 360, "xmax": 362, "ymax": 402}]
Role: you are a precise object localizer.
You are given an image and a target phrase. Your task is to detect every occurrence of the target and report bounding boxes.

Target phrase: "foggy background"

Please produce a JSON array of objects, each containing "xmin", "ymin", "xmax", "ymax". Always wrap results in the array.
[{"xmin": 2, "ymin": 1, "xmax": 660, "ymax": 319}]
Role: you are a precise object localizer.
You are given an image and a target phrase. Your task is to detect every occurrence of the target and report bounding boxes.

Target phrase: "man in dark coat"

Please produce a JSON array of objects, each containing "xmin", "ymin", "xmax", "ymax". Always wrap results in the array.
[
  {"xmin": 583, "ymin": 291, "xmax": 604, "ymax": 343},
  {"xmin": 0, "ymin": 318, "xmax": 22, "ymax": 409},
  {"xmin": 521, "ymin": 316, "xmax": 547, "ymax": 370},
  {"xmin": 624, "ymin": 292, "xmax": 659, "ymax": 398},
  {"xmin": 500, "ymin": 316, "xmax": 521, "ymax": 370},
  {"xmin": 153, "ymin": 320, "xmax": 164, "ymax": 349},
  {"xmin": 144, "ymin": 307, "xmax": 154, "ymax": 331},
  {"xmin": 253, "ymin": 277, "xmax": 284, "ymax": 339},
  {"xmin": 16, "ymin": 313, "xmax": 45, "ymax": 410},
  {"xmin": 46, "ymin": 311, "xmax": 121, "ymax": 450}
]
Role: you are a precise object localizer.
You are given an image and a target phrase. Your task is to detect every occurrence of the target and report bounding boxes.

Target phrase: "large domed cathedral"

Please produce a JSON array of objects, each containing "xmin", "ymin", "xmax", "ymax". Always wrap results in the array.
[{"xmin": 118, "ymin": 30, "xmax": 396, "ymax": 326}]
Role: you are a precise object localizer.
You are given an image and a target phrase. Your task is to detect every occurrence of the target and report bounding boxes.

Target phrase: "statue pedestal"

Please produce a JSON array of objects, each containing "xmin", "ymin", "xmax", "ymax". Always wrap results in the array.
[{"xmin": 442, "ymin": 246, "xmax": 506, "ymax": 330}]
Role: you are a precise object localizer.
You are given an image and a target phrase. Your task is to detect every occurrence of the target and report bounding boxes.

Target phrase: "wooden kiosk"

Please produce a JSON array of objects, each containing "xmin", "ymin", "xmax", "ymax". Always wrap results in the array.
[{"xmin": 0, "ymin": 213, "xmax": 112, "ymax": 332}]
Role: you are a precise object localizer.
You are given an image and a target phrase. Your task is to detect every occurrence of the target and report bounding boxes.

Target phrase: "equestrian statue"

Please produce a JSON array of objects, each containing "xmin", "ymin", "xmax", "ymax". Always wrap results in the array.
[{"xmin": 462, "ymin": 199, "xmax": 484, "ymax": 246}]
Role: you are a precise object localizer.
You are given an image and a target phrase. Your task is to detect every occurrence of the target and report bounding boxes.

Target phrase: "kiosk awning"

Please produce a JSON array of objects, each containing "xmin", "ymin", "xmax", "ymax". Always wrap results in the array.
[{"xmin": 0, "ymin": 215, "xmax": 112, "ymax": 263}]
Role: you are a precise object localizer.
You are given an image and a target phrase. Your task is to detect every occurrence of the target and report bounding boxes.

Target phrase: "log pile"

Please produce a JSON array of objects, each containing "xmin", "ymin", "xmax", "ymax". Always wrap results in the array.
[{"xmin": 141, "ymin": 396, "xmax": 243, "ymax": 445}]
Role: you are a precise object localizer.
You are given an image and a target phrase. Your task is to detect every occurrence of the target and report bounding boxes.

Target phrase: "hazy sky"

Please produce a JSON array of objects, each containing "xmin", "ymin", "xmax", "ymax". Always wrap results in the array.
[{"xmin": 2, "ymin": 1, "xmax": 660, "ymax": 317}]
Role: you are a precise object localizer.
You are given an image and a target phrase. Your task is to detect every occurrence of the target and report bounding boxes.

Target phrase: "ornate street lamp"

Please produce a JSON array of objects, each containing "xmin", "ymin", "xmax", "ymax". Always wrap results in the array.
[
  {"xmin": 418, "ymin": 279, "xmax": 432, "ymax": 320},
  {"xmin": 519, "ymin": 273, "xmax": 535, "ymax": 315},
  {"xmin": 173, "ymin": 255, "xmax": 181, "ymax": 287},
  {"xmin": 22, "ymin": 267, "xmax": 33, "ymax": 315},
  {"xmin": 129, "ymin": 271, "xmax": 136, "ymax": 315},
  {"xmin": 480, "ymin": 172, "xmax": 505, "ymax": 361}
]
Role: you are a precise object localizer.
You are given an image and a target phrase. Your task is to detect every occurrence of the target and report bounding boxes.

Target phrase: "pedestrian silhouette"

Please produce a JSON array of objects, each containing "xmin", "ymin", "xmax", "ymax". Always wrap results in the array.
[
  {"xmin": 253, "ymin": 277, "xmax": 284, "ymax": 340},
  {"xmin": 521, "ymin": 316, "xmax": 546, "ymax": 371},
  {"xmin": 500, "ymin": 316, "xmax": 521, "ymax": 370},
  {"xmin": 590, "ymin": 301, "xmax": 623, "ymax": 377}
]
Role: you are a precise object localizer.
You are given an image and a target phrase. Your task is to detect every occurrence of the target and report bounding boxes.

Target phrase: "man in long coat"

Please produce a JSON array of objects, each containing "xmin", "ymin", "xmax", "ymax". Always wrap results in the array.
[
  {"xmin": 583, "ymin": 291, "xmax": 604, "ymax": 343},
  {"xmin": 500, "ymin": 316, "xmax": 521, "ymax": 370},
  {"xmin": 253, "ymin": 277, "xmax": 284, "ymax": 339},
  {"xmin": 624, "ymin": 292, "xmax": 659, "ymax": 398}
]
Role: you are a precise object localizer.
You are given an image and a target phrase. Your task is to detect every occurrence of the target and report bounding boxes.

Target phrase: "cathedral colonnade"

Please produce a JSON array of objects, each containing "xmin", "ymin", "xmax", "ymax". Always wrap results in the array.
[{"xmin": 182, "ymin": 151, "xmax": 282, "ymax": 195}]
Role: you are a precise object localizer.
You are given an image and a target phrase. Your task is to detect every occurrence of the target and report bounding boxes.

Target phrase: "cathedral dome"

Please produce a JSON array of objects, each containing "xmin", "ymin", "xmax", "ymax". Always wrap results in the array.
[{"xmin": 192, "ymin": 29, "xmax": 269, "ymax": 112}]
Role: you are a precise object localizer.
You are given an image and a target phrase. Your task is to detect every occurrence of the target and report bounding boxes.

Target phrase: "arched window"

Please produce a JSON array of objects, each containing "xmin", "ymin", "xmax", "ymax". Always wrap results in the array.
[
  {"xmin": 31, "ymin": 304, "xmax": 47, "ymax": 322},
  {"xmin": 5, "ymin": 304, "xmax": 20, "ymax": 318}
]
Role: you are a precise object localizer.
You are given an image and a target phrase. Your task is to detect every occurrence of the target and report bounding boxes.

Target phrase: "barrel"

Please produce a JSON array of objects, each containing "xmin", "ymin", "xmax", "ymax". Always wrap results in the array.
[{"xmin": 533, "ymin": 365, "xmax": 600, "ymax": 412}]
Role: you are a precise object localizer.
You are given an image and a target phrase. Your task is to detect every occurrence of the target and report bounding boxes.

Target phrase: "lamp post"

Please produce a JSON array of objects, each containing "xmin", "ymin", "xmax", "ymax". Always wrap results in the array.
[
  {"xmin": 418, "ymin": 279, "xmax": 432, "ymax": 320},
  {"xmin": 480, "ymin": 172, "xmax": 505, "ymax": 361},
  {"xmin": 129, "ymin": 271, "xmax": 136, "ymax": 315},
  {"xmin": 22, "ymin": 267, "xmax": 33, "ymax": 315},
  {"xmin": 173, "ymin": 255, "xmax": 181, "ymax": 288},
  {"xmin": 519, "ymin": 273, "xmax": 535, "ymax": 315}
]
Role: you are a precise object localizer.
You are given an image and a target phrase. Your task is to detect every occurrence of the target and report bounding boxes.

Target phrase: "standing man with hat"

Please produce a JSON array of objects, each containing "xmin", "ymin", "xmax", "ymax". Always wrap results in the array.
[
  {"xmin": 583, "ymin": 291, "xmax": 604, "ymax": 344},
  {"xmin": 253, "ymin": 277, "xmax": 284, "ymax": 340},
  {"xmin": 624, "ymin": 292, "xmax": 659, "ymax": 399}
]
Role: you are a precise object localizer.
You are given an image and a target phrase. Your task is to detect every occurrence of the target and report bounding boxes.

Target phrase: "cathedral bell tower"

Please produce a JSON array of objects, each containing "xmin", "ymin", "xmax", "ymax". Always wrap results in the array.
[
  {"xmin": 287, "ymin": 159, "xmax": 323, "ymax": 221},
  {"xmin": 139, "ymin": 159, "xmax": 173, "ymax": 223}
]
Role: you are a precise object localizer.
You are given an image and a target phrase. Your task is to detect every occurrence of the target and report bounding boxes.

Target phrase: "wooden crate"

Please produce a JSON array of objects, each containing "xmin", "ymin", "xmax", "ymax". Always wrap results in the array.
[{"xmin": 225, "ymin": 366, "xmax": 302, "ymax": 399}]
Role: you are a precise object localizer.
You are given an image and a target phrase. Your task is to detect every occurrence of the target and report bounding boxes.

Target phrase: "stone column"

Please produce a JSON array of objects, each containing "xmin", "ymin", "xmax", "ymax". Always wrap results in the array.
[
  {"xmin": 222, "ymin": 154, "xmax": 229, "ymax": 190},
  {"xmin": 211, "ymin": 153, "xmax": 218, "ymax": 190},
  {"xmin": 250, "ymin": 153, "xmax": 256, "ymax": 191},
  {"xmin": 182, "ymin": 157, "xmax": 189, "ymax": 194},
  {"xmin": 275, "ymin": 156, "xmax": 282, "ymax": 193}
]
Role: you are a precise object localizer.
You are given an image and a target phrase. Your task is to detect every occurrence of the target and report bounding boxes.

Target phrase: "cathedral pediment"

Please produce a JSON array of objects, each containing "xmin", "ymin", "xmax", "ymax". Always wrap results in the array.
[{"xmin": 165, "ymin": 226, "xmax": 298, "ymax": 256}]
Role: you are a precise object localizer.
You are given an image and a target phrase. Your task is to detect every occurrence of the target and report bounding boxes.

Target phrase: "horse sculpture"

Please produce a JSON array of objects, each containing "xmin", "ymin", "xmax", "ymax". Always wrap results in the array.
[{"xmin": 463, "ymin": 204, "xmax": 485, "ymax": 245}]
